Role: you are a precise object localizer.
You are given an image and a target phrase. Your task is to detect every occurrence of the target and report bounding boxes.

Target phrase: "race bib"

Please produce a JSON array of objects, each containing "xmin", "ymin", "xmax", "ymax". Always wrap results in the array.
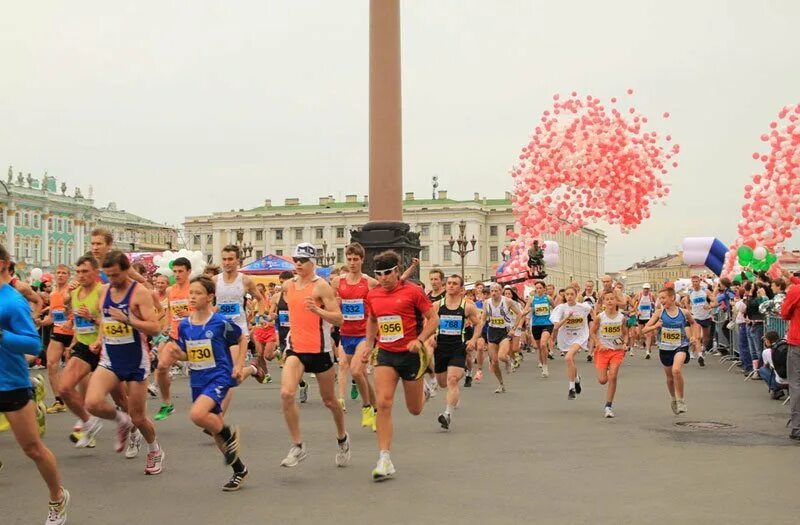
[
  {"xmin": 639, "ymin": 304, "xmax": 651, "ymax": 312},
  {"xmin": 692, "ymin": 296, "xmax": 706, "ymax": 305},
  {"xmin": 661, "ymin": 327, "xmax": 682, "ymax": 345},
  {"xmin": 74, "ymin": 316, "xmax": 97, "ymax": 335},
  {"xmin": 278, "ymin": 310, "xmax": 290, "ymax": 327},
  {"xmin": 377, "ymin": 315, "xmax": 404, "ymax": 343},
  {"xmin": 489, "ymin": 316, "xmax": 505, "ymax": 327},
  {"xmin": 439, "ymin": 315, "xmax": 463, "ymax": 336},
  {"xmin": 534, "ymin": 304, "xmax": 550, "ymax": 316},
  {"xmin": 102, "ymin": 318, "xmax": 134, "ymax": 345},
  {"xmin": 218, "ymin": 301, "xmax": 241, "ymax": 319},
  {"xmin": 341, "ymin": 299, "xmax": 365, "ymax": 321},
  {"xmin": 565, "ymin": 316, "xmax": 584, "ymax": 328},
  {"xmin": 171, "ymin": 299, "xmax": 190, "ymax": 318},
  {"xmin": 52, "ymin": 309, "xmax": 67, "ymax": 326},
  {"xmin": 601, "ymin": 324, "xmax": 622, "ymax": 336},
  {"xmin": 186, "ymin": 339, "xmax": 216, "ymax": 370}
]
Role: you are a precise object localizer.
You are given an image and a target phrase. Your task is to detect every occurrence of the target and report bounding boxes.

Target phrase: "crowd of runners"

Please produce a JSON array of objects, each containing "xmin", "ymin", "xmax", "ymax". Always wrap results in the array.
[{"xmin": 2, "ymin": 232, "xmax": 799, "ymax": 525}]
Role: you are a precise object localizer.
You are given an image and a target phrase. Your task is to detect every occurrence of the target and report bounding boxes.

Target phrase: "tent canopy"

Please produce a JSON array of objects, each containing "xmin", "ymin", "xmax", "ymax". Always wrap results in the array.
[{"xmin": 240, "ymin": 253, "xmax": 332, "ymax": 280}]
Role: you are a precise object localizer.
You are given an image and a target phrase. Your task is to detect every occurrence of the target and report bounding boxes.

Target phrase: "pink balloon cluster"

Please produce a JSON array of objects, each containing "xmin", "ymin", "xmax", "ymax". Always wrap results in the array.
[
  {"xmin": 499, "ymin": 90, "xmax": 679, "ymax": 277},
  {"xmin": 725, "ymin": 103, "xmax": 800, "ymax": 276}
]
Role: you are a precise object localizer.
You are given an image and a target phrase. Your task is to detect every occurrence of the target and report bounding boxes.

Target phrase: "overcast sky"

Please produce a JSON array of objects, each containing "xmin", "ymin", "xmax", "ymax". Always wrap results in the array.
[{"xmin": 2, "ymin": 1, "xmax": 799, "ymax": 271}]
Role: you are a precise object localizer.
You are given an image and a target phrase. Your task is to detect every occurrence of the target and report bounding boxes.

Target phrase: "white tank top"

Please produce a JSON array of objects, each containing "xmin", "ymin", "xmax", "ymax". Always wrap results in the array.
[
  {"xmin": 216, "ymin": 273, "xmax": 249, "ymax": 334},
  {"xmin": 597, "ymin": 311, "xmax": 625, "ymax": 350},
  {"xmin": 637, "ymin": 294, "xmax": 653, "ymax": 320},
  {"xmin": 689, "ymin": 288, "xmax": 711, "ymax": 321},
  {"xmin": 486, "ymin": 299, "xmax": 508, "ymax": 329}
]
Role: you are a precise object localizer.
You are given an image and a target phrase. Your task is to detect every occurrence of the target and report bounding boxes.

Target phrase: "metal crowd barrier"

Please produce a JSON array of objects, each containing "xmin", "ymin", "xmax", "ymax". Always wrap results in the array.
[{"xmin": 765, "ymin": 314, "xmax": 790, "ymax": 339}]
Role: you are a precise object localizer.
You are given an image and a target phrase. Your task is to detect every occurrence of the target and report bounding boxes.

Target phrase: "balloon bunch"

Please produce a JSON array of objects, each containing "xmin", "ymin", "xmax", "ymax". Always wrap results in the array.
[
  {"xmin": 29, "ymin": 267, "xmax": 43, "ymax": 288},
  {"xmin": 153, "ymin": 249, "xmax": 207, "ymax": 284},
  {"xmin": 501, "ymin": 90, "xmax": 678, "ymax": 277},
  {"xmin": 736, "ymin": 243, "xmax": 778, "ymax": 275},
  {"xmin": 725, "ymin": 103, "xmax": 800, "ymax": 276}
]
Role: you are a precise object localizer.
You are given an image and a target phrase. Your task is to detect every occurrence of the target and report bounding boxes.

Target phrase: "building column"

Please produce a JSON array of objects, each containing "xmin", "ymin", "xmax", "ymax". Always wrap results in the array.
[
  {"xmin": 6, "ymin": 204, "xmax": 16, "ymax": 258},
  {"xmin": 41, "ymin": 210, "xmax": 51, "ymax": 267},
  {"xmin": 212, "ymin": 229, "xmax": 222, "ymax": 263}
]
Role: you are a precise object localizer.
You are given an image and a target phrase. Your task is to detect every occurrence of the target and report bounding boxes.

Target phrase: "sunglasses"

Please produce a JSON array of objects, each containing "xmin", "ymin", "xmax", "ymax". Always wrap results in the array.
[
  {"xmin": 292, "ymin": 257, "xmax": 310, "ymax": 264},
  {"xmin": 374, "ymin": 266, "xmax": 397, "ymax": 277}
]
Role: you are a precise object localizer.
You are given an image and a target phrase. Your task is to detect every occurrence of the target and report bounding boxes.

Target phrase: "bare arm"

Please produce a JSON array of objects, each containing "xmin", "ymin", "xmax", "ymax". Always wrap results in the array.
[
  {"xmin": 243, "ymin": 276, "xmax": 267, "ymax": 316},
  {"xmin": 364, "ymin": 313, "xmax": 378, "ymax": 363},
  {"xmin": 127, "ymin": 267, "xmax": 147, "ymax": 284},
  {"xmin": 16, "ymin": 282, "xmax": 43, "ymax": 318},
  {"xmin": 642, "ymin": 308, "xmax": 664, "ymax": 334},
  {"xmin": 309, "ymin": 281, "xmax": 344, "ymax": 327},
  {"xmin": 399, "ymin": 258, "xmax": 420, "ymax": 282},
  {"xmin": 465, "ymin": 302, "xmax": 483, "ymax": 350}
]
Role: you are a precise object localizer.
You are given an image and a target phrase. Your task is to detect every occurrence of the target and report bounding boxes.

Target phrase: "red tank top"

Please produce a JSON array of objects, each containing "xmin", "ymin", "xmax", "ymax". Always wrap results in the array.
[{"xmin": 338, "ymin": 275, "xmax": 369, "ymax": 336}]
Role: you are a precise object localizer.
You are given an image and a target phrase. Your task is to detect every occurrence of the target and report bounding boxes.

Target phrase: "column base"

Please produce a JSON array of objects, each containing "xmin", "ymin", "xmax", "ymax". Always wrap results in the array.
[{"xmin": 350, "ymin": 221, "xmax": 421, "ymax": 280}]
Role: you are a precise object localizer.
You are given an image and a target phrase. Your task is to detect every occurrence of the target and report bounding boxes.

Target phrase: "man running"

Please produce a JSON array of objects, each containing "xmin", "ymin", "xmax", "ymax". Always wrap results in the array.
[
  {"xmin": 644, "ymin": 287, "xmax": 697, "ymax": 414},
  {"xmin": 590, "ymin": 291, "xmax": 628, "ymax": 417},
  {"xmin": 425, "ymin": 269, "xmax": 446, "ymax": 396},
  {"xmin": 278, "ymin": 243, "xmax": 350, "ymax": 469},
  {"xmin": 365, "ymin": 250, "xmax": 438, "ymax": 480},
  {"xmin": 483, "ymin": 283, "xmax": 521, "ymax": 393},
  {"xmin": 154, "ymin": 257, "xmax": 193, "ymax": 420},
  {"xmin": 550, "ymin": 287, "xmax": 593, "ymax": 399},
  {"xmin": 631, "ymin": 283, "xmax": 654, "ymax": 359},
  {"xmin": 0, "ymin": 244, "xmax": 70, "ymax": 524},
  {"xmin": 684, "ymin": 275, "xmax": 716, "ymax": 367},
  {"xmin": 331, "ymin": 242, "xmax": 378, "ymax": 430},
  {"xmin": 43, "ymin": 265, "xmax": 74, "ymax": 414},
  {"xmin": 269, "ymin": 270, "xmax": 312, "ymax": 402},
  {"xmin": 84, "ymin": 251, "xmax": 164, "ymax": 474},
  {"xmin": 433, "ymin": 274, "xmax": 482, "ymax": 430}
]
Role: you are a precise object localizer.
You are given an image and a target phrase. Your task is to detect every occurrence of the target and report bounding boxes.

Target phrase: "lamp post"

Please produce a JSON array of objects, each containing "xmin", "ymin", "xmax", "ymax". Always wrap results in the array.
[
  {"xmin": 235, "ymin": 229, "xmax": 254, "ymax": 262},
  {"xmin": 316, "ymin": 240, "xmax": 336, "ymax": 268},
  {"xmin": 449, "ymin": 220, "xmax": 477, "ymax": 279}
]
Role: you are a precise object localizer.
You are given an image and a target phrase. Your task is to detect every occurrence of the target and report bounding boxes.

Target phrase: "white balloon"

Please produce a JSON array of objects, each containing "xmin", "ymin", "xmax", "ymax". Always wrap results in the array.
[
  {"xmin": 163, "ymin": 250, "xmax": 174, "ymax": 260},
  {"xmin": 753, "ymin": 246, "xmax": 767, "ymax": 261},
  {"xmin": 157, "ymin": 267, "xmax": 173, "ymax": 278},
  {"xmin": 31, "ymin": 268, "xmax": 43, "ymax": 280},
  {"xmin": 153, "ymin": 255, "xmax": 163, "ymax": 266}
]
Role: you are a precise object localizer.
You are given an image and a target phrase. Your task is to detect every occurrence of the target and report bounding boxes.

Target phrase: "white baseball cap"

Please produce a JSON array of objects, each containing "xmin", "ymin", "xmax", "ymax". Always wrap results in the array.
[
  {"xmin": 293, "ymin": 243, "xmax": 317, "ymax": 259},
  {"xmin": 643, "ymin": 283, "xmax": 651, "ymax": 289}
]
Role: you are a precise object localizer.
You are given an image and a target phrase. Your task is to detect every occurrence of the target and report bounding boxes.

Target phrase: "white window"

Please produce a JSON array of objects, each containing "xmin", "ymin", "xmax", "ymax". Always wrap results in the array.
[
  {"xmin": 490, "ymin": 246, "xmax": 499, "ymax": 262},
  {"xmin": 420, "ymin": 246, "xmax": 430, "ymax": 261},
  {"xmin": 420, "ymin": 224, "xmax": 430, "ymax": 237},
  {"xmin": 490, "ymin": 225, "xmax": 498, "ymax": 237},
  {"xmin": 442, "ymin": 223, "xmax": 452, "ymax": 237}
]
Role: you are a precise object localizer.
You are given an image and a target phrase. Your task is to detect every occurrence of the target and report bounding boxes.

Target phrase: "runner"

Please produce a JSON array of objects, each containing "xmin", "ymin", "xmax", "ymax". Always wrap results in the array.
[
  {"xmin": 633, "ymin": 283, "xmax": 655, "ymax": 359},
  {"xmin": 88, "ymin": 228, "xmax": 147, "ymax": 285},
  {"xmin": 364, "ymin": 250, "xmax": 438, "ymax": 480},
  {"xmin": 251, "ymin": 283, "xmax": 277, "ymax": 384},
  {"xmin": 154, "ymin": 257, "xmax": 193, "ymax": 421},
  {"xmin": 503, "ymin": 286, "xmax": 524, "ymax": 372},
  {"xmin": 0, "ymin": 243, "xmax": 70, "ymax": 524},
  {"xmin": 268, "ymin": 271, "xmax": 311, "ymax": 402},
  {"xmin": 43, "ymin": 265, "xmax": 74, "ymax": 414},
  {"xmin": 8, "ymin": 260, "xmax": 45, "ymax": 316},
  {"xmin": 331, "ymin": 242, "xmax": 378, "ymax": 430},
  {"xmin": 483, "ymin": 283, "xmax": 522, "ymax": 393},
  {"xmin": 278, "ymin": 243, "xmax": 350, "ymax": 469},
  {"xmin": 517, "ymin": 281, "xmax": 554, "ymax": 378},
  {"xmin": 550, "ymin": 287, "xmax": 593, "ymax": 399},
  {"xmin": 425, "ymin": 269, "xmax": 446, "ymax": 397},
  {"xmin": 175, "ymin": 276, "xmax": 249, "ymax": 490},
  {"xmin": 433, "ymin": 274, "xmax": 482, "ymax": 430},
  {"xmin": 590, "ymin": 291, "xmax": 628, "ymax": 417},
  {"xmin": 473, "ymin": 287, "xmax": 491, "ymax": 382},
  {"xmin": 84, "ymin": 251, "xmax": 165, "ymax": 474},
  {"xmin": 643, "ymin": 287, "xmax": 697, "ymax": 414},
  {"xmin": 684, "ymin": 275, "xmax": 716, "ymax": 367}
]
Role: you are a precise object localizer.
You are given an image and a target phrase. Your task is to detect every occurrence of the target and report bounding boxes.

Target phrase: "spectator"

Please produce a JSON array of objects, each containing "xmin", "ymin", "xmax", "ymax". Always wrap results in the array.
[
  {"xmin": 780, "ymin": 277, "xmax": 800, "ymax": 441},
  {"xmin": 744, "ymin": 281, "xmax": 767, "ymax": 370},
  {"xmin": 758, "ymin": 331, "xmax": 788, "ymax": 400},
  {"xmin": 734, "ymin": 289, "xmax": 751, "ymax": 373}
]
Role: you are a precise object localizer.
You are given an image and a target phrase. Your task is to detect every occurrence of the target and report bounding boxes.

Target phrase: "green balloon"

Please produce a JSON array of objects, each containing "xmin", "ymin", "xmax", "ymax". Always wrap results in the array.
[
  {"xmin": 737, "ymin": 245, "xmax": 753, "ymax": 265},
  {"xmin": 745, "ymin": 271, "xmax": 755, "ymax": 280},
  {"xmin": 168, "ymin": 260, "xmax": 174, "ymax": 270},
  {"xmin": 733, "ymin": 274, "xmax": 743, "ymax": 284},
  {"xmin": 766, "ymin": 252, "xmax": 778, "ymax": 264},
  {"xmin": 169, "ymin": 276, "xmax": 176, "ymax": 285}
]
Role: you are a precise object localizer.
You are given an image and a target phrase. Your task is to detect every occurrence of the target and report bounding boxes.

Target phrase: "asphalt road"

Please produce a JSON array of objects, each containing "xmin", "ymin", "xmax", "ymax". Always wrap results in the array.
[{"xmin": 2, "ymin": 350, "xmax": 798, "ymax": 525}]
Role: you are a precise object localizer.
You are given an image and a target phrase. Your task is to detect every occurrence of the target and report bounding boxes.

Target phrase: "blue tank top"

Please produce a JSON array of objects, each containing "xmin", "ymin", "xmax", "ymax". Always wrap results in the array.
[
  {"xmin": 531, "ymin": 294, "xmax": 553, "ymax": 326},
  {"xmin": 101, "ymin": 282, "xmax": 146, "ymax": 366},
  {"xmin": 658, "ymin": 308, "xmax": 689, "ymax": 351},
  {"xmin": 178, "ymin": 313, "xmax": 241, "ymax": 387}
]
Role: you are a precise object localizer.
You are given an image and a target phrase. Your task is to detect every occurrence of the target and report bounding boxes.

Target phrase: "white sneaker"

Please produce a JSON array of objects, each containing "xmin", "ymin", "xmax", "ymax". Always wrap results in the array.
[
  {"xmin": 604, "ymin": 406, "xmax": 615, "ymax": 418},
  {"xmin": 76, "ymin": 417, "xmax": 103, "ymax": 449},
  {"xmin": 280, "ymin": 443, "xmax": 308, "ymax": 467},
  {"xmin": 676, "ymin": 400, "xmax": 688, "ymax": 414},
  {"xmin": 494, "ymin": 385, "xmax": 506, "ymax": 394},
  {"xmin": 335, "ymin": 434, "xmax": 351, "ymax": 467},
  {"xmin": 423, "ymin": 381, "xmax": 432, "ymax": 402},
  {"xmin": 46, "ymin": 487, "xmax": 70, "ymax": 525},
  {"xmin": 541, "ymin": 367, "xmax": 549, "ymax": 378},
  {"xmin": 372, "ymin": 454, "xmax": 396, "ymax": 481},
  {"xmin": 125, "ymin": 428, "xmax": 143, "ymax": 459},
  {"xmin": 537, "ymin": 362, "xmax": 543, "ymax": 369}
]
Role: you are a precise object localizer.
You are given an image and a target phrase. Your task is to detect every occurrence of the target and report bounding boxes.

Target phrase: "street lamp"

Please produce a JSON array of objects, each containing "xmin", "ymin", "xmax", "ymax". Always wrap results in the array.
[
  {"xmin": 449, "ymin": 220, "xmax": 477, "ymax": 279},
  {"xmin": 316, "ymin": 240, "xmax": 336, "ymax": 268},
  {"xmin": 235, "ymin": 229, "xmax": 254, "ymax": 261}
]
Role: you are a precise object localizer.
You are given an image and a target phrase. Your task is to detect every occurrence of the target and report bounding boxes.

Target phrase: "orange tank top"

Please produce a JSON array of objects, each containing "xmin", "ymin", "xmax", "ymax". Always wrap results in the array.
[
  {"xmin": 285, "ymin": 277, "xmax": 332, "ymax": 354},
  {"xmin": 50, "ymin": 287, "xmax": 74, "ymax": 336},
  {"xmin": 168, "ymin": 282, "xmax": 192, "ymax": 338}
]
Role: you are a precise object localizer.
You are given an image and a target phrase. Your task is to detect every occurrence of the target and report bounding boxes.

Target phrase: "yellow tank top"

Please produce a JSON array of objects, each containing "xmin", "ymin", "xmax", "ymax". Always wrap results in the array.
[{"xmin": 71, "ymin": 284, "xmax": 102, "ymax": 345}]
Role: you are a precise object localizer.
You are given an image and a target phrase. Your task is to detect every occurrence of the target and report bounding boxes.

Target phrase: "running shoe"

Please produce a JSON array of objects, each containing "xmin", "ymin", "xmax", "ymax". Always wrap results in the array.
[
  {"xmin": 148, "ymin": 383, "xmax": 159, "ymax": 397},
  {"xmin": 604, "ymin": 407, "xmax": 615, "ymax": 418},
  {"xmin": 298, "ymin": 383, "xmax": 309, "ymax": 404},
  {"xmin": 350, "ymin": 381, "xmax": 359, "ymax": 400},
  {"xmin": 222, "ymin": 468, "xmax": 248, "ymax": 492},
  {"xmin": 46, "ymin": 487, "xmax": 70, "ymax": 525},
  {"xmin": 338, "ymin": 398, "xmax": 347, "ymax": 412},
  {"xmin": 537, "ymin": 362, "xmax": 543, "ymax": 369},
  {"xmin": 32, "ymin": 374, "xmax": 46, "ymax": 404},
  {"xmin": 222, "ymin": 425, "xmax": 241, "ymax": 466},
  {"xmin": 698, "ymin": 355, "xmax": 705, "ymax": 367},
  {"xmin": 575, "ymin": 376, "xmax": 582, "ymax": 394},
  {"xmin": 474, "ymin": 370, "xmax": 483, "ymax": 383},
  {"xmin": 125, "ymin": 428, "xmax": 143, "ymax": 458},
  {"xmin": 628, "ymin": 350, "xmax": 634, "ymax": 357},
  {"xmin": 494, "ymin": 385, "xmax": 506, "ymax": 394},
  {"xmin": 115, "ymin": 420, "xmax": 133, "ymax": 453},
  {"xmin": 548, "ymin": 352, "xmax": 554, "ymax": 360},
  {"xmin": 372, "ymin": 455, "xmax": 395, "ymax": 482},
  {"xmin": 437, "ymin": 413, "xmax": 451, "ymax": 430},
  {"xmin": 586, "ymin": 354, "xmax": 593, "ymax": 363},
  {"xmin": 645, "ymin": 352, "xmax": 651, "ymax": 360},
  {"xmin": 36, "ymin": 401, "xmax": 47, "ymax": 437},
  {"xmin": 46, "ymin": 400, "xmax": 67, "ymax": 414},
  {"xmin": 0, "ymin": 414, "xmax": 9, "ymax": 433},
  {"xmin": 76, "ymin": 417, "xmax": 103, "ymax": 449},
  {"xmin": 541, "ymin": 367, "xmax": 549, "ymax": 378},
  {"xmin": 670, "ymin": 400, "xmax": 679, "ymax": 415},
  {"xmin": 568, "ymin": 389, "xmax": 576, "ymax": 400},
  {"xmin": 154, "ymin": 403, "xmax": 174, "ymax": 421},
  {"xmin": 676, "ymin": 400, "xmax": 688, "ymax": 414},
  {"xmin": 423, "ymin": 381, "xmax": 432, "ymax": 402},
  {"xmin": 335, "ymin": 433, "xmax": 351, "ymax": 467},
  {"xmin": 371, "ymin": 408, "xmax": 377, "ymax": 433},
  {"xmin": 361, "ymin": 406, "xmax": 373, "ymax": 427},
  {"xmin": 428, "ymin": 378, "xmax": 438, "ymax": 398},
  {"xmin": 463, "ymin": 375, "xmax": 473, "ymax": 388},
  {"xmin": 280, "ymin": 443, "xmax": 308, "ymax": 467},
  {"xmin": 145, "ymin": 448, "xmax": 165, "ymax": 475}
]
